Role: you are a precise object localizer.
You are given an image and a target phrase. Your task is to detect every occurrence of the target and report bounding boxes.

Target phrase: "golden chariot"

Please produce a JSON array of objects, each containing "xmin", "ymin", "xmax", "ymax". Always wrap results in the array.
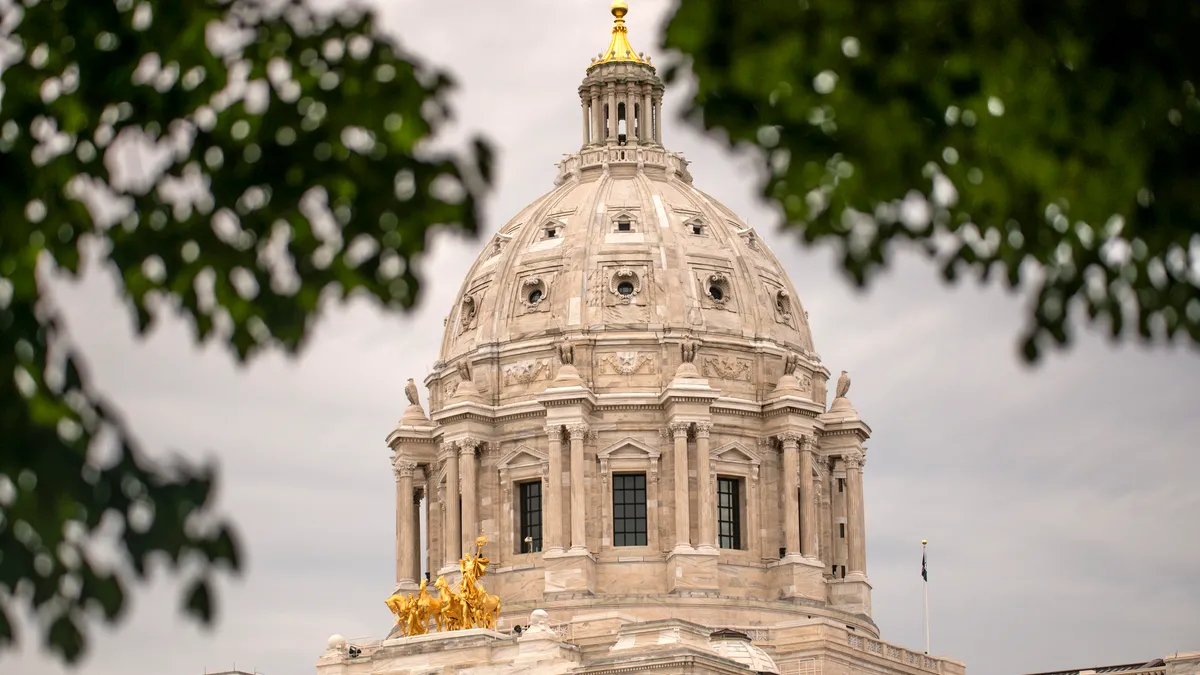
[{"xmin": 384, "ymin": 532, "xmax": 501, "ymax": 637}]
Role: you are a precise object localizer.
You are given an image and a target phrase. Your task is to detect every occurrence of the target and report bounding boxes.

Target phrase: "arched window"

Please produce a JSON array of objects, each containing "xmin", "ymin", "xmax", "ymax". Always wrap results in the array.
[{"xmin": 617, "ymin": 102, "xmax": 628, "ymax": 145}]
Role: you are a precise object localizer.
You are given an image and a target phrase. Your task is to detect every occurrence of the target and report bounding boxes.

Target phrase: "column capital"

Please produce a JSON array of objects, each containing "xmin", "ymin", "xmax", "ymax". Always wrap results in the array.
[
  {"xmin": 457, "ymin": 438, "xmax": 479, "ymax": 457},
  {"xmin": 566, "ymin": 423, "xmax": 589, "ymax": 440},
  {"xmin": 693, "ymin": 422, "xmax": 713, "ymax": 438},
  {"xmin": 844, "ymin": 451, "xmax": 865, "ymax": 470},
  {"xmin": 778, "ymin": 431, "xmax": 803, "ymax": 447},
  {"xmin": 392, "ymin": 459, "xmax": 417, "ymax": 478},
  {"xmin": 544, "ymin": 423, "xmax": 563, "ymax": 439},
  {"xmin": 801, "ymin": 434, "xmax": 819, "ymax": 452},
  {"xmin": 438, "ymin": 441, "xmax": 458, "ymax": 457},
  {"xmin": 667, "ymin": 421, "xmax": 691, "ymax": 438}
]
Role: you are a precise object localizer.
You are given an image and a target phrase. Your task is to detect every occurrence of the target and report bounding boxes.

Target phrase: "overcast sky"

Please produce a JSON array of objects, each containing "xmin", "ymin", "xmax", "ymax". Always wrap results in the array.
[{"xmin": 6, "ymin": 2, "xmax": 1200, "ymax": 675}]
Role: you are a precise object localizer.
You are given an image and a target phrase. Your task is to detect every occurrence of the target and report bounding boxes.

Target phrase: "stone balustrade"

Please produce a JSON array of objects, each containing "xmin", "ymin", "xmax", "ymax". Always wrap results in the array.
[
  {"xmin": 554, "ymin": 146, "xmax": 693, "ymax": 184},
  {"xmin": 847, "ymin": 633, "xmax": 947, "ymax": 673}
]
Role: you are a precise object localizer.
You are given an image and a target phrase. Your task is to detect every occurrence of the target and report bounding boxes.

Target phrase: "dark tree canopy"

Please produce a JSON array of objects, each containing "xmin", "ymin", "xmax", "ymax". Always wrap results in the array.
[
  {"xmin": 664, "ymin": 0, "xmax": 1200, "ymax": 360},
  {"xmin": 0, "ymin": 0, "xmax": 489, "ymax": 662}
]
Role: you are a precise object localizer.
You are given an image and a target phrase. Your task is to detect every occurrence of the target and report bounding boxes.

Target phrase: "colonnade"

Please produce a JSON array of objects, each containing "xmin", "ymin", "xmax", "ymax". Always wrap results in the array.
[
  {"xmin": 580, "ymin": 81, "xmax": 662, "ymax": 147},
  {"xmin": 391, "ymin": 427, "xmax": 868, "ymax": 585}
]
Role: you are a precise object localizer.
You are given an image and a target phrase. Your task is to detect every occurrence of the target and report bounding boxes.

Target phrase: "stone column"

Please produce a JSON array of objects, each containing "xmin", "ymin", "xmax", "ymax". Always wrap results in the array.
[
  {"xmin": 780, "ymin": 432, "xmax": 801, "ymax": 557},
  {"xmin": 642, "ymin": 89, "xmax": 652, "ymax": 143},
  {"xmin": 800, "ymin": 435, "xmax": 818, "ymax": 559},
  {"xmin": 412, "ymin": 484, "xmax": 424, "ymax": 582},
  {"xmin": 443, "ymin": 443, "xmax": 461, "ymax": 567},
  {"xmin": 581, "ymin": 99, "xmax": 590, "ymax": 146},
  {"xmin": 590, "ymin": 89, "xmax": 601, "ymax": 145},
  {"xmin": 567, "ymin": 423, "xmax": 589, "ymax": 552},
  {"xmin": 695, "ymin": 423, "xmax": 715, "ymax": 550},
  {"xmin": 653, "ymin": 95, "xmax": 663, "ymax": 145},
  {"xmin": 394, "ymin": 459, "xmax": 416, "ymax": 585},
  {"xmin": 607, "ymin": 87, "xmax": 618, "ymax": 142},
  {"xmin": 426, "ymin": 469, "xmax": 439, "ymax": 577},
  {"xmin": 545, "ymin": 424, "xmax": 565, "ymax": 553},
  {"xmin": 845, "ymin": 451, "xmax": 867, "ymax": 575},
  {"xmin": 459, "ymin": 440, "xmax": 478, "ymax": 558},
  {"xmin": 669, "ymin": 422, "xmax": 692, "ymax": 551},
  {"xmin": 621, "ymin": 85, "xmax": 632, "ymax": 142}
]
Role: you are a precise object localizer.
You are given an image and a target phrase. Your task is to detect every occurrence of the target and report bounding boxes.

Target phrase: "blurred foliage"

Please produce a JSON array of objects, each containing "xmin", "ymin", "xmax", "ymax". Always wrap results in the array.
[
  {"xmin": 664, "ymin": 0, "xmax": 1200, "ymax": 360},
  {"xmin": 0, "ymin": 0, "xmax": 489, "ymax": 662}
]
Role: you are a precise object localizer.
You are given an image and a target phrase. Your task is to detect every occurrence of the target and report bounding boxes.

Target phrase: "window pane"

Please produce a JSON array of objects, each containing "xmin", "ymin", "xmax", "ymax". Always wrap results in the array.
[
  {"xmin": 717, "ymin": 477, "xmax": 742, "ymax": 550},
  {"xmin": 613, "ymin": 473, "xmax": 648, "ymax": 546},
  {"xmin": 519, "ymin": 481, "xmax": 543, "ymax": 553}
]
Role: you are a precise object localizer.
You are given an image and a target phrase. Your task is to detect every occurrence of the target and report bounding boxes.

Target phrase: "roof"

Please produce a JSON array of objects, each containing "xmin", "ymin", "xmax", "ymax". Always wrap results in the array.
[
  {"xmin": 1022, "ymin": 659, "xmax": 1166, "ymax": 675},
  {"xmin": 591, "ymin": 1, "xmax": 649, "ymax": 67}
]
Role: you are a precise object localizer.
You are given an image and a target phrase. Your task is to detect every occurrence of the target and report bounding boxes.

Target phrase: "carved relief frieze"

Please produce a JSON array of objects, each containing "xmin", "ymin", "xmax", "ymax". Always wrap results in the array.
[
  {"xmin": 702, "ymin": 355, "xmax": 753, "ymax": 382},
  {"xmin": 502, "ymin": 359, "xmax": 552, "ymax": 386},
  {"xmin": 597, "ymin": 351, "xmax": 656, "ymax": 375}
]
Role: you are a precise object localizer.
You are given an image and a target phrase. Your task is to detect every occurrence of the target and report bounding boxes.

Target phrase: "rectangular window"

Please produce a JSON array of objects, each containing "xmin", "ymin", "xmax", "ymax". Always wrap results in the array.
[
  {"xmin": 617, "ymin": 219, "xmax": 632, "ymax": 232},
  {"xmin": 839, "ymin": 522, "xmax": 846, "ymax": 538},
  {"xmin": 612, "ymin": 473, "xmax": 648, "ymax": 547},
  {"xmin": 519, "ymin": 481, "xmax": 542, "ymax": 553},
  {"xmin": 838, "ymin": 478, "xmax": 844, "ymax": 493},
  {"xmin": 717, "ymin": 477, "xmax": 742, "ymax": 550}
]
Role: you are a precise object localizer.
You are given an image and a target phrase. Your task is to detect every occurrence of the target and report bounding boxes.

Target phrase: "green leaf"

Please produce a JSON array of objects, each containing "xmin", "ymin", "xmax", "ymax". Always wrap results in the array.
[
  {"xmin": 0, "ymin": 0, "xmax": 490, "ymax": 662},
  {"xmin": 663, "ymin": 0, "xmax": 1200, "ymax": 360}
]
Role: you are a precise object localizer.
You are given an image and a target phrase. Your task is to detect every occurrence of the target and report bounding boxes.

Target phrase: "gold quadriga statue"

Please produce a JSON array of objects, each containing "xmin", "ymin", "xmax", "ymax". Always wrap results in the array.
[{"xmin": 385, "ymin": 532, "xmax": 501, "ymax": 636}]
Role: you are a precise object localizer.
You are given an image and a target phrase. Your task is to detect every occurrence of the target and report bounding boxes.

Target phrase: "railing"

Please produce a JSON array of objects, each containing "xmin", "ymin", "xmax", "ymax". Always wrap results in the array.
[
  {"xmin": 554, "ymin": 147, "xmax": 693, "ymax": 184},
  {"xmin": 847, "ymin": 634, "xmax": 943, "ymax": 672}
]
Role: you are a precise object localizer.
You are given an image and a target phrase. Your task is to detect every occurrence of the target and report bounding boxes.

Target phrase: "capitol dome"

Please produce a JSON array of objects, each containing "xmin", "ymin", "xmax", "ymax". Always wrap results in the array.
[
  {"xmin": 430, "ymin": 16, "xmax": 823, "ymax": 411},
  {"xmin": 387, "ymin": 0, "xmax": 875, "ymax": 643}
]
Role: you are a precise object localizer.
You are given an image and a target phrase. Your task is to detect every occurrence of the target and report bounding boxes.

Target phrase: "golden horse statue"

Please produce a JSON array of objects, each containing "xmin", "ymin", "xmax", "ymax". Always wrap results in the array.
[
  {"xmin": 434, "ymin": 575, "xmax": 470, "ymax": 630},
  {"xmin": 387, "ymin": 530, "xmax": 502, "ymax": 635}
]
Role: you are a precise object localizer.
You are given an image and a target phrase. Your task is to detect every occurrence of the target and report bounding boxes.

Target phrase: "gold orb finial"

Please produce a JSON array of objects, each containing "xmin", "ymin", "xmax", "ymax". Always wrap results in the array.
[
  {"xmin": 611, "ymin": 0, "xmax": 629, "ymax": 19},
  {"xmin": 922, "ymin": 539, "xmax": 927, "ymax": 545}
]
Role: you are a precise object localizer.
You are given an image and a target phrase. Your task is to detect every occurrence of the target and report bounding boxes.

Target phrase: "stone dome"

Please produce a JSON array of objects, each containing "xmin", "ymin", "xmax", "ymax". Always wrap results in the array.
[
  {"xmin": 431, "ymin": 148, "xmax": 825, "ymax": 409},
  {"xmin": 709, "ymin": 629, "xmax": 781, "ymax": 674},
  {"xmin": 440, "ymin": 160, "xmax": 816, "ymax": 355}
]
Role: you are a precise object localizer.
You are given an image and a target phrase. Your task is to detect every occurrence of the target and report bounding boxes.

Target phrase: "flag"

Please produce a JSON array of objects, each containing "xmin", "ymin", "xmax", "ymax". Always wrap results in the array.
[{"xmin": 921, "ymin": 549, "xmax": 928, "ymax": 581}]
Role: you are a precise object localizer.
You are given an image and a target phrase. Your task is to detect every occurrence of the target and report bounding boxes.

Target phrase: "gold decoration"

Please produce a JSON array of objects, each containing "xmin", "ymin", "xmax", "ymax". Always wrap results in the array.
[
  {"xmin": 385, "ymin": 531, "xmax": 501, "ymax": 636},
  {"xmin": 592, "ymin": 1, "xmax": 648, "ymax": 67}
]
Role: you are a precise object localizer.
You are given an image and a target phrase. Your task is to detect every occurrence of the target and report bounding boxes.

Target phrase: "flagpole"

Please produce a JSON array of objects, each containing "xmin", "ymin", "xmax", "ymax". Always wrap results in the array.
[{"xmin": 922, "ymin": 539, "xmax": 930, "ymax": 655}]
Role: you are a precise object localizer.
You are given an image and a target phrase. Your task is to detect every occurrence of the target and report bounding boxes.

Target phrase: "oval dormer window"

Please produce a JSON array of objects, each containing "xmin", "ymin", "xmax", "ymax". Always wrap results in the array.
[
  {"xmin": 528, "ymin": 288, "xmax": 544, "ymax": 305},
  {"xmin": 617, "ymin": 281, "xmax": 635, "ymax": 296},
  {"xmin": 708, "ymin": 284, "xmax": 724, "ymax": 302}
]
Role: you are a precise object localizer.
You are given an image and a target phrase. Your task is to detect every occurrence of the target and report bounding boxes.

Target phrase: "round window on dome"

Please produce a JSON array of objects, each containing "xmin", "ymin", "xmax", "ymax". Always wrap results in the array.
[
  {"xmin": 609, "ymin": 267, "xmax": 641, "ymax": 304},
  {"xmin": 705, "ymin": 273, "xmax": 731, "ymax": 306},
  {"xmin": 521, "ymin": 276, "xmax": 548, "ymax": 310}
]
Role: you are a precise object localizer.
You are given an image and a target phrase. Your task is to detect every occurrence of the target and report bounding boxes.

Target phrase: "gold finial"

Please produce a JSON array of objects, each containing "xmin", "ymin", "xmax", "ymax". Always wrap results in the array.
[{"xmin": 592, "ymin": 0, "xmax": 648, "ymax": 67}]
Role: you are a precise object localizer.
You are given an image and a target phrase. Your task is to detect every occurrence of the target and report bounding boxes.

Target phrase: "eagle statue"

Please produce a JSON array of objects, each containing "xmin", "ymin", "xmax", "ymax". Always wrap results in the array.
[
  {"xmin": 404, "ymin": 378, "xmax": 421, "ymax": 407},
  {"xmin": 835, "ymin": 370, "xmax": 851, "ymax": 399}
]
